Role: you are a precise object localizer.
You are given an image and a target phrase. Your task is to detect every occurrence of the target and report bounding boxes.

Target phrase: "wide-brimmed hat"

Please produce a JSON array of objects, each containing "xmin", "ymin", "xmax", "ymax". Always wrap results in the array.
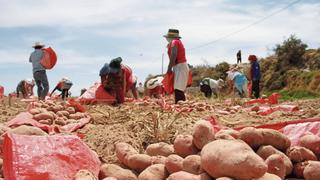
[
  {"xmin": 163, "ymin": 29, "xmax": 181, "ymax": 39},
  {"xmin": 109, "ymin": 57, "xmax": 123, "ymax": 74},
  {"xmin": 32, "ymin": 42, "xmax": 45, "ymax": 48}
]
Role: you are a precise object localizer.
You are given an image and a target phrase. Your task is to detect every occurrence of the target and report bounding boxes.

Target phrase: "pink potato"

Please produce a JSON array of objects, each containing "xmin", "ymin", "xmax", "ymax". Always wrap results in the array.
[
  {"xmin": 150, "ymin": 155, "xmax": 167, "ymax": 165},
  {"xmin": 8, "ymin": 125, "xmax": 48, "ymax": 136},
  {"xmin": 174, "ymin": 134, "xmax": 199, "ymax": 157},
  {"xmin": 255, "ymin": 173, "xmax": 281, "ymax": 180},
  {"xmin": 75, "ymin": 170, "xmax": 98, "ymax": 180},
  {"xmin": 299, "ymin": 134, "xmax": 320, "ymax": 157},
  {"xmin": 167, "ymin": 171, "xmax": 212, "ymax": 180},
  {"xmin": 99, "ymin": 164, "xmax": 137, "ymax": 180},
  {"xmin": 286, "ymin": 146, "xmax": 317, "ymax": 163},
  {"xmin": 201, "ymin": 139, "xmax": 267, "ymax": 179},
  {"xmin": 102, "ymin": 178, "xmax": 117, "ymax": 180},
  {"xmin": 138, "ymin": 164, "xmax": 168, "ymax": 180},
  {"xmin": 239, "ymin": 127, "xmax": 264, "ymax": 149},
  {"xmin": 215, "ymin": 129, "xmax": 240, "ymax": 140},
  {"xmin": 146, "ymin": 142, "xmax": 174, "ymax": 157},
  {"xmin": 260, "ymin": 129, "xmax": 291, "ymax": 151},
  {"xmin": 127, "ymin": 154, "xmax": 151, "ymax": 173},
  {"xmin": 115, "ymin": 142, "xmax": 138, "ymax": 166},
  {"xmin": 182, "ymin": 155, "xmax": 203, "ymax": 175},
  {"xmin": 256, "ymin": 145, "xmax": 293, "ymax": 175},
  {"xmin": 164, "ymin": 154, "xmax": 184, "ymax": 174},
  {"xmin": 216, "ymin": 178, "xmax": 233, "ymax": 180},
  {"xmin": 265, "ymin": 154, "xmax": 286, "ymax": 180},
  {"xmin": 33, "ymin": 112, "xmax": 54, "ymax": 121},
  {"xmin": 303, "ymin": 161, "xmax": 320, "ymax": 180},
  {"xmin": 192, "ymin": 120, "xmax": 215, "ymax": 149}
]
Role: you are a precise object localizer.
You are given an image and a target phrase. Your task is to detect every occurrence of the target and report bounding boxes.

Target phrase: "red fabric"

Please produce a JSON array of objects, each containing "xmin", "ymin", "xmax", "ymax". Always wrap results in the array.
[
  {"xmin": 149, "ymin": 86, "xmax": 164, "ymax": 97},
  {"xmin": 6, "ymin": 112, "xmax": 91, "ymax": 134},
  {"xmin": 78, "ymin": 83, "xmax": 115, "ymax": 104},
  {"xmin": 187, "ymin": 70, "xmax": 193, "ymax": 86},
  {"xmin": 245, "ymin": 93, "xmax": 280, "ymax": 105},
  {"xmin": 3, "ymin": 133, "xmax": 100, "ymax": 180},
  {"xmin": 248, "ymin": 82, "xmax": 252, "ymax": 97},
  {"xmin": 248, "ymin": 55, "xmax": 257, "ymax": 61},
  {"xmin": 67, "ymin": 98, "xmax": 86, "ymax": 113},
  {"xmin": 162, "ymin": 72, "xmax": 174, "ymax": 94},
  {"xmin": 167, "ymin": 39, "xmax": 186, "ymax": 64},
  {"xmin": 121, "ymin": 64, "xmax": 134, "ymax": 91},
  {"xmin": 0, "ymin": 85, "xmax": 4, "ymax": 98},
  {"xmin": 40, "ymin": 47, "xmax": 57, "ymax": 70},
  {"xmin": 57, "ymin": 81, "xmax": 63, "ymax": 90}
]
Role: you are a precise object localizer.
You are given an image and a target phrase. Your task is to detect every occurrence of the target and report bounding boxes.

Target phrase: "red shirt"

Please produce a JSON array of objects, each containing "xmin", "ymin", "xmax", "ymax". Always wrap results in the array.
[{"xmin": 167, "ymin": 39, "xmax": 186, "ymax": 64}]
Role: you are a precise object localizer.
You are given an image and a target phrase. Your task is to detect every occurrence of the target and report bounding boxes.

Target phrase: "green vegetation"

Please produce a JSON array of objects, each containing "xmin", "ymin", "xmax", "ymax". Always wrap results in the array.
[{"xmin": 265, "ymin": 90, "xmax": 320, "ymax": 101}]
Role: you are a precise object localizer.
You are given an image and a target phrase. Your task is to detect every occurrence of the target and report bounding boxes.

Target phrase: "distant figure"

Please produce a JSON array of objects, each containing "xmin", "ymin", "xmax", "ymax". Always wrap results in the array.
[
  {"xmin": 237, "ymin": 50, "xmax": 242, "ymax": 64},
  {"xmin": 226, "ymin": 64, "xmax": 237, "ymax": 95},
  {"xmin": 200, "ymin": 78, "xmax": 224, "ymax": 98},
  {"xmin": 164, "ymin": 29, "xmax": 189, "ymax": 103},
  {"xmin": 137, "ymin": 82, "xmax": 145, "ymax": 97},
  {"xmin": 50, "ymin": 77, "xmax": 73, "ymax": 100},
  {"xmin": 29, "ymin": 42, "xmax": 49, "ymax": 100},
  {"xmin": 99, "ymin": 57, "xmax": 138, "ymax": 104},
  {"xmin": 146, "ymin": 76, "xmax": 164, "ymax": 98},
  {"xmin": 249, "ymin": 55, "xmax": 261, "ymax": 99},
  {"xmin": 16, "ymin": 79, "xmax": 35, "ymax": 98},
  {"xmin": 231, "ymin": 66, "xmax": 248, "ymax": 98}
]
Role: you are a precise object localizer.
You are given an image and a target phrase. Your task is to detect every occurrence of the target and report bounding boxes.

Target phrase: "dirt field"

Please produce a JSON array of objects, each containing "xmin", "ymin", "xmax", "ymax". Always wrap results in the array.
[{"xmin": 1, "ymin": 96, "xmax": 320, "ymax": 164}]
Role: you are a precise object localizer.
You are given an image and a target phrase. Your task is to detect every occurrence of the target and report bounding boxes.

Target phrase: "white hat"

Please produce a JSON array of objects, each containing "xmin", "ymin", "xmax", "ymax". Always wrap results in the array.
[
  {"xmin": 25, "ymin": 78, "xmax": 33, "ymax": 85},
  {"xmin": 32, "ymin": 42, "xmax": 45, "ymax": 48},
  {"xmin": 146, "ymin": 76, "xmax": 163, "ymax": 89}
]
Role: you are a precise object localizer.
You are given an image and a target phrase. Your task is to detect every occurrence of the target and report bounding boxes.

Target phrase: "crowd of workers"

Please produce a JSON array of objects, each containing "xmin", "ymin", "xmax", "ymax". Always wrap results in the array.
[{"xmin": 1, "ymin": 28, "xmax": 260, "ymax": 104}]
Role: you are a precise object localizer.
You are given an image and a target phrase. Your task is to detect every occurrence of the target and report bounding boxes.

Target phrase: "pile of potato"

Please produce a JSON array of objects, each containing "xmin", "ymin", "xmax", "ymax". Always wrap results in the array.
[
  {"xmin": 96, "ymin": 120, "xmax": 320, "ymax": 180},
  {"xmin": 28, "ymin": 100, "xmax": 89, "ymax": 126}
]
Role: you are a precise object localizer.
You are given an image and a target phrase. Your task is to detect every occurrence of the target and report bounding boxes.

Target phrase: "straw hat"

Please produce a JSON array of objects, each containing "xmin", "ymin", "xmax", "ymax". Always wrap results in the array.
[
  {"xmin": 32, "ymin": 42, "xmax": 45, "ymax": 48},
  {"xmin": 163, "ymin": 29, "xmax": 181, "ymax": 39}
]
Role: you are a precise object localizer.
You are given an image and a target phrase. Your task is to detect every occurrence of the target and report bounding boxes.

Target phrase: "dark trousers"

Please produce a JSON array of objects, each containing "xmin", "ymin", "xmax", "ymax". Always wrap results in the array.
[
  {"xmin": 33, "ymin": 70, "xmax": 49, "ymax": 100},
  {"xmin": 61, "ymin": 89, "xmax": 69, "ymax": 100},
  {"xmin": 174, "ymin": 89, "xmax": 186, "ymax": 104},
  {"xmin": 252, "ymin": 80, "xmax": 260, "ymax": 99},
  {"xmin": 237, "ymin": 58, "xmax": 241, "ymax": 64}
]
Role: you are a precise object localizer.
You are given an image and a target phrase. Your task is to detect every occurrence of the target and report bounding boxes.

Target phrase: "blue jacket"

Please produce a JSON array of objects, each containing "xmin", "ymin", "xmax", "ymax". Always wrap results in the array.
[{"xmin": 251, "ymin": 61, "xmax": 261, "ymax": 81}]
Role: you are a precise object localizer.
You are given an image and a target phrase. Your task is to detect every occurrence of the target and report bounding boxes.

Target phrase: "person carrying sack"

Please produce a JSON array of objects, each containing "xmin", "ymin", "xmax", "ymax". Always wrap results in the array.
[
  {"xmin": 29, "ymin": 42, "xmax": 49, "ymax": 100},
  {"xmin": 50, "ymin": 77, "xmax": 73, "ymax": 100},
  {"xmin": 164, "ymin": 29, "xmax": 189, "ymax": 104}
]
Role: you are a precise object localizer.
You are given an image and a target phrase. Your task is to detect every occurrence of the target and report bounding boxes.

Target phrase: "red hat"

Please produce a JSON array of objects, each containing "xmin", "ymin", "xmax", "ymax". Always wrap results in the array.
[{"xmin": 248, "ymin": 55, "xmax": 257, "ymax": 61}]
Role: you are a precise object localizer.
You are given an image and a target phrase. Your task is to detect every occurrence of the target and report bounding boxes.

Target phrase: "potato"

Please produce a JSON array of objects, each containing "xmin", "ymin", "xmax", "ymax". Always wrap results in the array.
[
  {"xmin": 127, "ymin": 154, "xmax": 151, "ymax": 173},
  {"xmin": 39, "ymin": 119, "xmax": 52, "ymax": 125},
  {"xmin": 99, "ymin": 164, "xmax": 137, "ymax": 180},
  {"xmin": 265, "ymin": 154, "xmax": 286, "ymax": 180},
  {"xmin": 286, "ymin": 146, "xmax": 317, "ymax": 163},
  {"xmin": 174, "ymin": 135, "xmax": 199, "ymax": 157},
  {"xmin": 0, "ymin": 124, "xmax": 10, "ymax": 135},
  {"xmin": 216, "ymin": 178, "xmax": 233, "ymax": 180},
  {"xmin": 33, "ymin": 112, "xmax": 54, "ymax": 121},
  {"xmin": 55, "ymin": 118, "xmax": 66, "ymax": 126},
  {"xmin": 201, "ymin": 139, "xmax": 267, "ymax": 179},
  {"xmin": 192, "ymin": 120, "xmax": 215, "ymax": 149},
  {"xmin": 29, "ymin": 108, "xmax": 41, "ymax": 115},
  {"xmin": 299, "ymin": 134, "xmax": 320, "ymax": 157},
  {"xmin": 66, "ymin": 119, "xmax": 78, "ymax": 124},
  {"xmin": 151, "ymin": 155, "xmax": 167, "ymax": 165},
  {"xmin": 256, "ymin": 145, "xmax": 293, "ymax": 175},
  {"xmin": 260, "ymin": 129, "xmax": 291, "ymax": 151},
  {"xmin": 239, "ymin": 127, "xmax": 291, "ymax": 151},
  {"xmin": 66, "ymin": 107, "xmax": 76, "ymax": 114},
  {"xmin": 303, "ymin": 161, "xmax": 320, "ymax": 180},
  {"xmin": 52, "ymin": 105, "xmax": 64, "ymax": 112},
  {"xmin": 215, "ymin": 129, "xmax": 240, "ymax": 140},
  {"xmin": 165, "ymin": 154, "xmax": 183, "ymax": 174},
  {"xmin": 254, "ymin": 173, "xmax": 281, "ymax": 180},
  {"xmin": 138, "ymin": 164, "xmax": 168, "ymax": 180},
  {"xmin": 75, "ymin": 170, "xmax": 98, "ymax": 180},
  {"xmin": 115, "ymin": 142, "xmax": 138, "ymax": 166},
  {"xmin": 69, "ymin": 112, "xmax": 85, "ymax": 120},
  {"xmin": 146, "ymin": 142, "xmax": 174, "ymax": 157},
  {"xmin": 239, "ymin": 127, "xmax": 263, "ymax": 149},
  {"xmin": 167, "ymin": 171, "xmax": 212, "ymax": 180},
  {"xmin": 293, "ymin": 162, "xmax": 307, "ymax": 178},
  {"xmin": 102, "ymin": 178, "xmax": 117, "ymax": 180},
  {"xmin": 8, "ymin": 125, "xmax": 47, "ymax": 136},
  {"xmin": 56, "ymin": 111, "xmax": 70, "ymax": 117},
  {"xmin": 182, "ymin": 155, "xmax": 203, "ymax": 175}
]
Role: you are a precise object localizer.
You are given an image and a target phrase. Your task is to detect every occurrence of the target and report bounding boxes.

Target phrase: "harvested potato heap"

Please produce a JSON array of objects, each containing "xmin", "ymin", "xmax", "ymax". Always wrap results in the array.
[
  {"xmin": 28, "ymin": 100, "xmax": 89, "ymax": 126},
  {"xmin": 97, "ymin": 119, "xmax": 320, "ymax": 180}
]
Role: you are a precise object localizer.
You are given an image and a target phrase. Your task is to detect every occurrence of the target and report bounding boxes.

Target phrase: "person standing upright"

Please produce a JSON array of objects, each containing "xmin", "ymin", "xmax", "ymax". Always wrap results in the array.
[
  {"xmin": 29, "ymin": 42, "xmax": 49, "ymax": 100},
  {"xmin": 237, "ymin": 50, "xmax": 242, "ymax": 64},
  {"xmin": 164, "ymin": 29, "xmax": 189, "ymax": 104},
  {"xmin": 248, "ymin": 55, "xmax": 260, "ymax": 99}
]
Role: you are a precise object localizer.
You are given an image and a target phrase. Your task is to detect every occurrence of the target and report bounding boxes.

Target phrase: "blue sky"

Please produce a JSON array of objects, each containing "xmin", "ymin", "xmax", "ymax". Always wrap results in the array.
[{"xmin": 0, "ymin": 0, "xmax": 319, "ymax": 95}]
